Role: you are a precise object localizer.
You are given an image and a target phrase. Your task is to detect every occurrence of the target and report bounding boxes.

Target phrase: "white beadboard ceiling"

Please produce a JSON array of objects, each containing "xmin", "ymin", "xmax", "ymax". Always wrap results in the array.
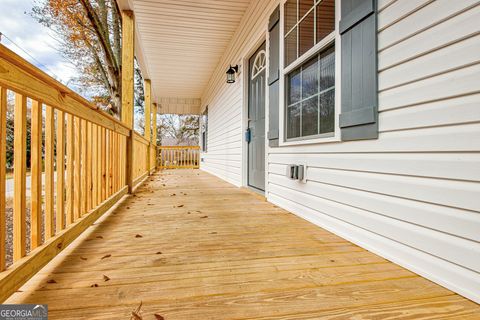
[{"xmin": 119, "ymin": 0, "xmax": 252, "ymax": 106}]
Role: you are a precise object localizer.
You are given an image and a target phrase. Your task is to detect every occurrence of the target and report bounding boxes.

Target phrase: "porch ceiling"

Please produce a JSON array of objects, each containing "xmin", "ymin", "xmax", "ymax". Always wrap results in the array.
[{"xmin": 128, "ymin": 0, "xmax": 252, "ymax": 104}]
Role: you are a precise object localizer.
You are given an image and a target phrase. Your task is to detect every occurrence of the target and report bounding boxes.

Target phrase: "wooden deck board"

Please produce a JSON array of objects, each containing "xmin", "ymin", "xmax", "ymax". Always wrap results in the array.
[{"xmin": 6, "ymin": 169, "xmax": 480, "ymax": 319}]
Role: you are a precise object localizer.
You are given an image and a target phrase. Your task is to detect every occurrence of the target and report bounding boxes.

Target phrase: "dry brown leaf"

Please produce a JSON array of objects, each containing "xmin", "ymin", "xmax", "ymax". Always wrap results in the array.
[
  {"xmin": 177, "ymin": 205, "xmax": 184, "ymax": 208},
  {"xmin": 91, "ymin": 284, "xmax": 99, "ymax": 287},
  {"xmin": 80, "ymin": 257, "xmax": 88, "ymax": 261},
  {"xmin": 96, "ymin": 236, "xmax": 104, "ymax": 239},
  {"xmin": 135, "ymin": 234, "xmax": 143, "ymax": 238},
  {"xmin": 101, "ymin": 254, "xmax": 111, "ymax": 259},
  {"xmin": 200, "ymin": 216, "xmax": 208, "ymax": 219},
  {"xmin": 154, "ymin": 314, "xmax": 165, "ymax": 320},
  {"xmin": 47, "ymin": 279, "xmax": 57, "ymax": 284},
  {"xmin": 130, "ymin": 302, "xmax": 143, "ymax": 320},
  {"xmin": 156, "ymin": 252, "xmax": 162, "ymax": 255},
  {"xmin": 103, "ymin": 275, "xmax": 110, "ymax": 282}
]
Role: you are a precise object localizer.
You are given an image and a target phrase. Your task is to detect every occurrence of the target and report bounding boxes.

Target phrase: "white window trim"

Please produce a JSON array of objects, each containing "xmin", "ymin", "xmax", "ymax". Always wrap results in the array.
[{"xmin": 279, "ymin": 0, "xmax": 341, "ymax": 147}]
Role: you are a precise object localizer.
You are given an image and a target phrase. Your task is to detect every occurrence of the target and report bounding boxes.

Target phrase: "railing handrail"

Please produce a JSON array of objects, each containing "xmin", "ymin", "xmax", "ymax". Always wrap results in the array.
[
  {"xmin": 158, "ymin": 145, "xmax": 200, "ymax": 149},
  {"xmin": 0, "ymin": 43, "xmax": 157, "ymax": 302},
  {"xmin": 0, "ymin": 44, "xmax": 130, "ymax": 136}
]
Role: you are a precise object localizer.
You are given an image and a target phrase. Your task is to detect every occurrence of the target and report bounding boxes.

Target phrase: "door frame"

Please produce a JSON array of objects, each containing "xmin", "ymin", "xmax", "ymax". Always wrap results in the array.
[{"xmin": 241, "ymin": 30, "xmax": 268, "ymax": 194}]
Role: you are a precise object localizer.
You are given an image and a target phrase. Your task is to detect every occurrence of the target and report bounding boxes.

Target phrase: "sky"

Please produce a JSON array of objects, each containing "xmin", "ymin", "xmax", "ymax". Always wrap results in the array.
[{"xmin": 0, "ymin": 0, "xmax": 78, "ymax": 87}]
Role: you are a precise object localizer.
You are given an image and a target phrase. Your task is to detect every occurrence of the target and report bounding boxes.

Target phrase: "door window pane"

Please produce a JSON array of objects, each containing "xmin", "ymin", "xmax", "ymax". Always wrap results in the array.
[
  {"xmin": 285, "ymin": 28, "xmax": 297, "ymax": 67},
  {"xmin": 299, "ymin": 10, "xmax": 315, "ymax": 57},
  {"xmin": 284, "ymin": 0, "xmax": 297, "ymax": 35},
  {"xmin": 301, "ymin": 96, "xmax": 318, "ymax": 136},
  {"xmin": 316, "ymin": 0, "xmax": 335, "ymax": 43},
  {"xmin": 287, "ymin": 104, "xmax": 301, "ymax": 139}
]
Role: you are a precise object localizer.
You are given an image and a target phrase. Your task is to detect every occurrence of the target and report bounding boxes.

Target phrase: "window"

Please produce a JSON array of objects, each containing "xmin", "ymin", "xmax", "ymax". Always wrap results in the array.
[
  {"xmin": 284, "ymin": 0, "xmax": 335, "ymax": 141},
  {"xmin": 201, "ymin": 107, "xmax": 208, "ymax": 152},
  {"xmin": 252, "ymin": 50, "xmax": 267, "ymax": 80}
]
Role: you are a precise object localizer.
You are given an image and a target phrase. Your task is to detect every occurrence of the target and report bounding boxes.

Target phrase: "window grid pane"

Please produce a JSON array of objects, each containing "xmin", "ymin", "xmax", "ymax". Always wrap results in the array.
[
  {"xmin": 316, "ymin": 0, "xmax": 335, "ymax": 44},
  {"xmin": 299, "ymin": 10, "xmax": 315, "ymax": 57},
  {"xmin": 285, "ymin": 45, "xmax": 335, "ymax": 140}
]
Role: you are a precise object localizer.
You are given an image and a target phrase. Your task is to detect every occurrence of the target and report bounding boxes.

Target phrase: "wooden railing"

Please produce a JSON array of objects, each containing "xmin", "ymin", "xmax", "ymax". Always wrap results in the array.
[
  {"xmin": 0, "ymin": 44, "xmax": 155, "ymax": 302},
  {"xmin": 157, "ymin": 146, "xmax": 200, "ymax": 169}
]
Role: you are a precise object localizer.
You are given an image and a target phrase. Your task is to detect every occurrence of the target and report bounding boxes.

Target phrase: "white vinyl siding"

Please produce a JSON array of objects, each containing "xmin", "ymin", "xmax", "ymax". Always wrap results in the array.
[{"xmin": 201, "ymin": 0, "xmax": 480, "ymax": 303}]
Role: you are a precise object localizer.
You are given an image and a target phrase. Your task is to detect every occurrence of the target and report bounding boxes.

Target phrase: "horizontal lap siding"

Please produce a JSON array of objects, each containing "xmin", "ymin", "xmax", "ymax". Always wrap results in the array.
[
  {"xmin": 268, "ymin": 0, "xmax": 480, "ymax": 303},
  {"xmin": 202, "ymin": 0, "xmax": 480, "ymax": 303},
  {"xmin": 201, "ymin": 0, "xmax": 278, "ymax": 186}
]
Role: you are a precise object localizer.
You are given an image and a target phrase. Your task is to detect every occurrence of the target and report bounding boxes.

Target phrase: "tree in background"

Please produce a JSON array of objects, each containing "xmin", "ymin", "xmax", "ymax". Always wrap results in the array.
[
  {"xmin": 159, "ymin": 114, "xmax": 199, "ymax": 146},
  {"xmin": 32, "ymin": 0, "xmax": 122, "ymax": 116},
  {"xmin": 133, "ymin": 59, "xmax": 145, "ymax": 134}
]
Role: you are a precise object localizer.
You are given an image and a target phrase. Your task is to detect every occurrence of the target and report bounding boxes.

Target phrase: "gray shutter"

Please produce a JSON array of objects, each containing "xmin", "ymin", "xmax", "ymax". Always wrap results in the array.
[
  {"xmin": 268, "ymin": 6, "xmax": 280, "ymax": 147},
  {"xmin": 339, "ymin": 0, "xmax": 378, "ymax": 141}
]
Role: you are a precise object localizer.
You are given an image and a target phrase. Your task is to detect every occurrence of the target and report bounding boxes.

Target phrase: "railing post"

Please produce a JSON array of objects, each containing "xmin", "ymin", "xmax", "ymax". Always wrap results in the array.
[{"xmin": 121, "ymin": 10, "xmax": 135, "ymax": 193}]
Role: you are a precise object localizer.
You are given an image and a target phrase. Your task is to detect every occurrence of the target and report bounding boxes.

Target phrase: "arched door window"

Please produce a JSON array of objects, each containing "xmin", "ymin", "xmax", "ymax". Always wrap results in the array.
[{"xmin": 251, "ymin": 50, "xmax": 266, "ymax": 80}]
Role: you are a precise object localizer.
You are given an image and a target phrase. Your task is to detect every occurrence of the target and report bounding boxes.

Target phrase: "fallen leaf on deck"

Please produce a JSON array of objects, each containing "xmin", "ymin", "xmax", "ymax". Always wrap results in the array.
[
  {"xmin": 103, "ymin": 275, "xmax": 110, "ymax": 282},
  {"xmin": 200, "ymin": 216, "xmax": 208, "ymax": 219},
  {"xmin": 156, "ymin": 252, "xmax": 162, "ymax": 255},
  {"xmin": 177, "ymin": 205, "xmax": 184, "ymax": 208},
  {"xmin": 130, "ymin": 302, "xmax": 143, "ymax": 320},
  {"xmin": 47, "ymin": 279, "xmax": 57, "ymax": 284},
  {"xmin": 126, "ymin": 206, "xmax": 131, "ymax": 209},
  {"xmin": 154, "ymin": 314, "xmax": 165, "ymax": 320},
  {"xmin": 80, "ymin": 257, "xmax": 88, "ymax": 261},
  {"xmin": 135, "ymin": 234, "xmax": 143, "ymax": 238},
  {"xmin": 101, "ymin": 254, "xmax": 111, "ymax": 259},
  {"xmin": 96, "ymin": 236, "xmax": 104, "ymax": 239},
  {"xmin": 90, "ymin": 284, "xmax": 99, "ymax": 287}
]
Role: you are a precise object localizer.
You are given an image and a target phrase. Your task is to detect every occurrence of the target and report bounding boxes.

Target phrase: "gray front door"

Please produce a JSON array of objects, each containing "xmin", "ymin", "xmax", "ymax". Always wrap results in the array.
[{"xmin": 247, "ymin": 43, "xmax": 266, "ymax": 191}]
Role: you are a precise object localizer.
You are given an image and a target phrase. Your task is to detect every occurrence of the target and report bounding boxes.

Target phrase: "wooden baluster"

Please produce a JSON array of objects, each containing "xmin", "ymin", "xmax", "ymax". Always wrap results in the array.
[
  {"xmin": 92, "ymin": 124, "xmax": 98, "ymax": 208},
  {"xmin": 45, "ymin": 106, "xmax": 55, "ymax": 239},
  {"xmin": 105, "ymin": 130, "xmax": 110, "ymax": 197},
  {"xmin": 73, "ymin": 117, "xmax": 81, "ymax": 221},
  {"xmin": 96, "ymin": 126, "xmax": 101, "ymax": 204},
  {"xmin": 86, "ymin": 122, "xmax": 92, "ymax": 211},
  {"xmin": 66, "ymin": 113, "xmax": 74, "ymax": 225},
  {"xmin": 114, "ymin": 133, "xmax": 118, "ymax": 192},
  {"xmin": 13, "ymin": 93, "xmax": 27, "ymax": 261},
  {"xmin": 81, "ymin": 119, "xmax": 87, "ymax": 215},
  {"xmin": 30, "ymin": 100, "xmax": 42, "ymax": 248},
  {"xmin": 101, "ymin": 127, "xmax": 106, "ymax": 200},
  {"xmin": 56, "ymin": 111, "xmax": 65, "ymax": 232},
  {"xmin": 0, "ymin": 87, "xmax": 7, "ymax": 270}
]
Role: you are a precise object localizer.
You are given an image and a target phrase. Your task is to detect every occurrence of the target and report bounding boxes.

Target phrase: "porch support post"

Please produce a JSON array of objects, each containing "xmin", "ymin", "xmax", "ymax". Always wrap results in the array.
[
  {"xmin": 152, "ymin": 103, "xmax": 158, "ymax": 169},
  {"xmin": 144, "ymin": 79, "xmax": 152, "ymax": 174},
  {"xmin": 152, "ymin": 103, "xmax": 158, "ymax": 146},
  {"xmin": 144, "ymin": 79, "xmax": 151, "ymax": 141},
  {"xmin": 121, "ymin": 10, "xmax": 135, "ymax": 193}
]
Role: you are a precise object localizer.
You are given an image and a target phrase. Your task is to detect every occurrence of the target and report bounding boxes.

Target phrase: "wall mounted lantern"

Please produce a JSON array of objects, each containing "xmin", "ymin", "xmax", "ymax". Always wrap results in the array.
[{"xmin": 226, "ymin": 65, "xmax": 239, "ymax": 84}]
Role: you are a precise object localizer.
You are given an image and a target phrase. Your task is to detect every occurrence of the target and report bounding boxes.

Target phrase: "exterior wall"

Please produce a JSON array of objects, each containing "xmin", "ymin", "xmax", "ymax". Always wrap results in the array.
[
  {"xmin": 200, "ymin": 0, "xmax": 280, "ymax": 186},
  {"xmin": 201, "ymin": 0, "xmax": 480, "ymax": 303}
]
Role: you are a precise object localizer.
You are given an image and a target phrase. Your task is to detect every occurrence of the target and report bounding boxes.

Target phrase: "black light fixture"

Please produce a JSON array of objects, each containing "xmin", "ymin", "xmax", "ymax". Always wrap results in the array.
[{"xmin": 226, "ymin": 65, "xmax": 239, "ymax": 84}]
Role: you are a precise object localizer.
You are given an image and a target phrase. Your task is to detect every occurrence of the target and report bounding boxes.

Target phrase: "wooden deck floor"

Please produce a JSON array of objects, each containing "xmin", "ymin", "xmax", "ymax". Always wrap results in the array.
[{"xmin": 6, "ymin": 170, "xmax": 480, "ymax": 319}]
